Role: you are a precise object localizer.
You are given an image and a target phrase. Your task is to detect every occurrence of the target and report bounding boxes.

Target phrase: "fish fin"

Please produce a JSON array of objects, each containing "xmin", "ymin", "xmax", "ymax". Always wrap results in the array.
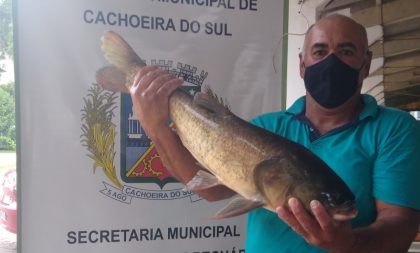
[
  {"xmin": 186, "ymin": 170, "xmax": 223, "ymax": 191},
  {"xmin": 193, "ymin": 92, "xmax": 230, "ymax": 116},
  {"xmin": 100, "ymin": 30, "xmax": 146, "ymax": 73},
  {"xmin": 95, "ymin": 66, "xmax": 130, "ymax": 93},
  {"xmin": 203, "ymin": 85, "xmax": 230, "ymax": 110},
  {"xmin": 212, "ymin": 196, "xmax": 265, "ymax": 219}
]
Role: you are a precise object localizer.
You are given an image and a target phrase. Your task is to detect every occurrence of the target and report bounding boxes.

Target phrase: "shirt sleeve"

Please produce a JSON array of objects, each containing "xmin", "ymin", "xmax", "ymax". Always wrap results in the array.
[{"xmin": 372, "ymin": 112, "xmax": 420, "ymax": 210}]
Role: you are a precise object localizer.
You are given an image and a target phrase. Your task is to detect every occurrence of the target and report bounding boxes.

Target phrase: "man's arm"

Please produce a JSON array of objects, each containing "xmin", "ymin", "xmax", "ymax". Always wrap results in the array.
[
  {"xmin": 350, "ymin": 200, "xmax": 418, "ymax": 253},
  {"xmin": 130, "ymin": 66, "xmax": 235, "ymax": 201},
  {"xmin": 277, "ymin": 198, "xmax": 419, "ymax": 253}
]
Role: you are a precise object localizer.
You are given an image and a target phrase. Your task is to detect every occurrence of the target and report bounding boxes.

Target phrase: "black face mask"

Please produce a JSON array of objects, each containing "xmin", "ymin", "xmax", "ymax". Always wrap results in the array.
[{"xmin": 304, "ymin": 54, "xmax": 363, "ymax": 108}]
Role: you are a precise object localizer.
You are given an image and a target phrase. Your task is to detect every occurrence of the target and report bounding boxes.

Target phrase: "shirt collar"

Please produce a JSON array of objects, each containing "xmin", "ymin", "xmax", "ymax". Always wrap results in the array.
[
  {"xmin": 359, "ymin": 94, "xmax": 379, "ymax": 120},
  {"xmin": 285, "ymin": 96, "xmax": 306, "ymax": 115},
  {"xmin": 285, "ymin": 94, "xmax": 379, "ymax": 120}
]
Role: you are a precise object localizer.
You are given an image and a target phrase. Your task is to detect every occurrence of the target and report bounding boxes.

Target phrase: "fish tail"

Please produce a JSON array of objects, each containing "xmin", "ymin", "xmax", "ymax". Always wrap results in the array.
[
  {"xmin": 97, "ymin": 31, "xmax": 147, "ymax": 92},
  {"xmin": 100, "ymin": 30, "xmax": 146, "ymax": 75}
]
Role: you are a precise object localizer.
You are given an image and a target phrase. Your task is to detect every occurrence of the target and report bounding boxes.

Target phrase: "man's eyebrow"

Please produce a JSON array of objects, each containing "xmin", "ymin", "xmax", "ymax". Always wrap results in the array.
[
  {"xmin": 311, "ymin": 43, "xmax": 328, "ymax": 49},
  {"xmin": 337, "ymin": 42, "xmax": 357, "ymax": 50}
]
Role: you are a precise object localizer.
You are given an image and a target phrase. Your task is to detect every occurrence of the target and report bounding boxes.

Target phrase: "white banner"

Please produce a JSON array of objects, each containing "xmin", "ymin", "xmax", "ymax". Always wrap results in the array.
[{"xmin": 16, "ymin": 1, "xmax": 285, "ymax": 252}]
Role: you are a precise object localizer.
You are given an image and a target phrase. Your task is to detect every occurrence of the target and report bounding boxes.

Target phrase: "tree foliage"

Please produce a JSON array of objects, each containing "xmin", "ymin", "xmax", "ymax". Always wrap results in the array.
[
  {"xmin": 0, "ymin": 82, "xmax": 15, "ymax": 150},
  {"xmin": 0, "ymin": 0, "xmax": 14, "ymax": 150},
  {"xmin": 0, "ymin": 0, "xmax": 13, "ymax": 60}
]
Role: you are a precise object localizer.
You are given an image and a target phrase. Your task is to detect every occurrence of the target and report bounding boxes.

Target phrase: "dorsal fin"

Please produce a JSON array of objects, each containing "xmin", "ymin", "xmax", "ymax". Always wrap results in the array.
[
  {"xmin": 192, "ymin": 85, "xmax": 231, "ymax": 115},
  {"xmin": 193, "ymin": 92, "xmax": 231, "ymax": 116},
  {"xmin": 203, "ymin": 85, "xmax": 230, "ymax": 111}
]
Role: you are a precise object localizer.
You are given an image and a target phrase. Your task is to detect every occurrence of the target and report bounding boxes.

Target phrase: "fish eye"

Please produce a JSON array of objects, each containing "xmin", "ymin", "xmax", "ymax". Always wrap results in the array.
[{"xmin": 319, "ymin": 191, "xmax": 342, "ymax": 207}]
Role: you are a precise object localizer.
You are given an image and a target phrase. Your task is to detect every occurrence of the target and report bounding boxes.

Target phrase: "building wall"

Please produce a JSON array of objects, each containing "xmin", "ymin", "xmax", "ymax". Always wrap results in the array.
[{"xmin": 286, "ymin": 0, "xmax": 323, "ymax": 107}]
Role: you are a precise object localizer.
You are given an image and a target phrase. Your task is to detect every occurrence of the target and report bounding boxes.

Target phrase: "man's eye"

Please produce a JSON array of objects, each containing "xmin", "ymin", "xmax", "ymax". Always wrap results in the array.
[
  {"xmin": 313, "ymin": 50, "xmax": 325, "ymax": 56},
  {"xmin": 342, "ymin": 49, "xmax": 354, "ymax": 56}
]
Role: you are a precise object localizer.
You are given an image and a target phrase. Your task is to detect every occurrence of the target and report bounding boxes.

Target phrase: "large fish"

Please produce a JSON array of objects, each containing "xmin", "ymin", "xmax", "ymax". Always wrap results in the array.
[{"xmin": 96, "ymin": 31, "xmax": 357, "ymax": 221}]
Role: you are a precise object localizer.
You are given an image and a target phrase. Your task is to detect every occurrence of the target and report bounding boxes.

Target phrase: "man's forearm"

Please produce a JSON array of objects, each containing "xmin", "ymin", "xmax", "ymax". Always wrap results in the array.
[{"xmin": 348, "ymin": 215, "xmax": 417, "ymax": 253}]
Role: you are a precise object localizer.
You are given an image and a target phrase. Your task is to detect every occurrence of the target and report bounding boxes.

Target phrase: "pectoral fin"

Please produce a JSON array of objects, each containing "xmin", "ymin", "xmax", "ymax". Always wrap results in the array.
[
  {"xmin": 95, "ymin": 65, "xmax": 130, "ymax": 93},
  {"xmin": 212, "ymin": 196, "xmax": 265, "ymax": 219},
  {"xmin": 186, "ymin": 170, "xmax": 223, "ymax": 191}
]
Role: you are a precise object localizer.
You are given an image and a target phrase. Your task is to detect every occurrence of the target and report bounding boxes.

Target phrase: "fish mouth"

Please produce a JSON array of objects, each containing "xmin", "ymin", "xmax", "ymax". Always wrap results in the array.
[
  {"xmin": 332, "ymin": 208, "xmax": 358, "ymax": 221},
  {"xmin": 330, "ymin": 201, "xmax": 358, "ymax": 221}
]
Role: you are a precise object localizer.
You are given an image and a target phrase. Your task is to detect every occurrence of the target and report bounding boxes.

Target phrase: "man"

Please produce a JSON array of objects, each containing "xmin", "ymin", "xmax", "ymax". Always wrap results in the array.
[{"xmin": 130, "ymin": 14, "xmax": 420, "ymax": 253}]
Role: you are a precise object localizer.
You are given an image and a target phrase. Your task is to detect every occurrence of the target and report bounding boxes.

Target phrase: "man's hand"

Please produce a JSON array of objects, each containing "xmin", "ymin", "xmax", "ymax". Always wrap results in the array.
[
  {"xmin": 130, "ymin": 65, "xmax": 183, "ymax": 139},
  {"xmin": 276, "ymin": 198, "xmax": 355, "ymax": 253}
]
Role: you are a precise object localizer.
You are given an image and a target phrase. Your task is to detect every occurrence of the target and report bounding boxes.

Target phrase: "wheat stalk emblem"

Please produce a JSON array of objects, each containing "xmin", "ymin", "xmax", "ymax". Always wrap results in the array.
[{"xmin": 80, "ymin": 83, "xmax": 123, "ymax": 189}]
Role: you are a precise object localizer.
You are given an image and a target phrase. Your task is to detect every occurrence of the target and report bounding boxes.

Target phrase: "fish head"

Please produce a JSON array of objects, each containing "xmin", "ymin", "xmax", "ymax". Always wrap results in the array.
[
  {"xmin": 292, "ymin": 148, "xmax": 358, "ymax": 221},
  {"xmin": 279, "ymin": 177, "xmax": 358, "ymax": 221},
  {"xmin": 292, "ymin": 170, "xmax": 357, "ymax": 221},
  {"xmin": 253, "ymin": 155, "xmax": 357, "ymax": 221},
  {"xmin": 318, "ymin": 191, "xmax": 358, "ymax": 221}
]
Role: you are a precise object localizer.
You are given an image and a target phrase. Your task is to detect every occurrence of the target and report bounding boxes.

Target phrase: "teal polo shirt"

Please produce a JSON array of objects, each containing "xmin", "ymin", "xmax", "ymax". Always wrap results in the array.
[{"xmin": 246, "ymin": 94, "xmax": 420, "ymax": 253}]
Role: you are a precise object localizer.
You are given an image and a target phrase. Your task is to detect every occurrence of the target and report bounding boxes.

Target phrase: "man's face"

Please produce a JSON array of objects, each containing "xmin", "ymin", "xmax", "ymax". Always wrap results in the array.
[{"xmin": 299, "ymin": 17, "xmax": 372, "ymax": 86}]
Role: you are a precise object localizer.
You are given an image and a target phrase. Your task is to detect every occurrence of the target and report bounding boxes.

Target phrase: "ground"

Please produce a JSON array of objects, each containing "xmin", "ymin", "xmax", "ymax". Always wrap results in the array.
[
  {"xmin": 0, "ymin": 152, "xmax": 16, "ymax": 253},
  {"xmin": 0, "ymin": 226, "xmax": 16, "ymax": 253}
]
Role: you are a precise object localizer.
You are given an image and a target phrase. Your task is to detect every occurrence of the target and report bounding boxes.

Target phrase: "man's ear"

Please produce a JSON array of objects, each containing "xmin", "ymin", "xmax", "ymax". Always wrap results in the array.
[
  {"xmin": 299, "ymin": 53, "xmax": 305, "ymax": 78},
  {"xmin": 363, "ymin": 50, "xmax": 373, "ymax": 78}
]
